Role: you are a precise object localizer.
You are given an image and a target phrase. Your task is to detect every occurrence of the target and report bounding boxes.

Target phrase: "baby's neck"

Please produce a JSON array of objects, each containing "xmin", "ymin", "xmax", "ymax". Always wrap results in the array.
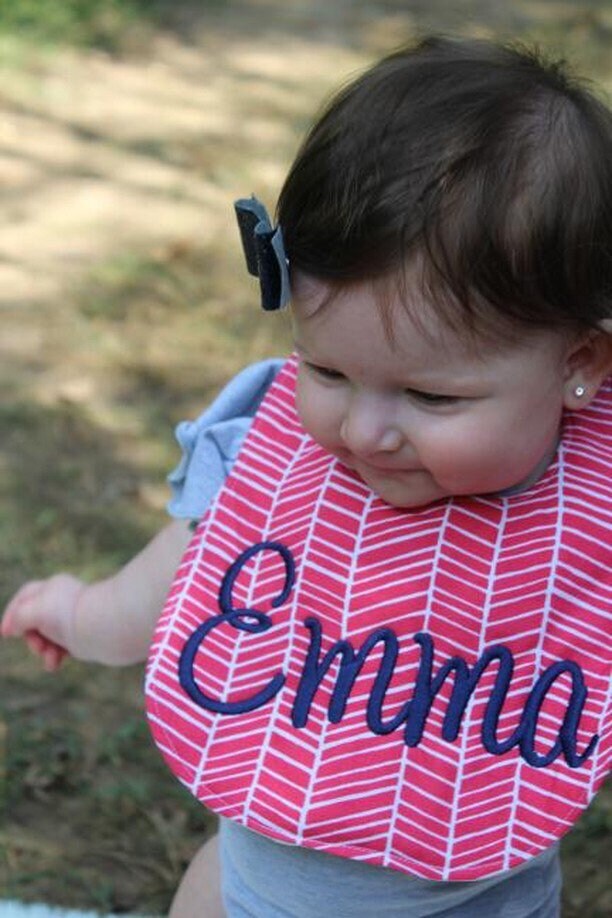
[{"xmin": 494, "ymin": 436, "xmax": 560, "ymax": 498}]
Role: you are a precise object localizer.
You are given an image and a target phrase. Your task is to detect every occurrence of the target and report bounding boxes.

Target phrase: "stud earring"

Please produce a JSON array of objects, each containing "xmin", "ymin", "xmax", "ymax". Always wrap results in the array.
[{"xmin": 574, "ymin": 385, "xmax": 586, "ymax": 398}]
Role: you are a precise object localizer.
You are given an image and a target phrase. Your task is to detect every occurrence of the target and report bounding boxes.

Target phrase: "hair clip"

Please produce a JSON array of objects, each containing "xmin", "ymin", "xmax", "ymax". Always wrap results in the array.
[{"xmin": 234, "ymin": 196, "xmax": 291, "ymax": 311}]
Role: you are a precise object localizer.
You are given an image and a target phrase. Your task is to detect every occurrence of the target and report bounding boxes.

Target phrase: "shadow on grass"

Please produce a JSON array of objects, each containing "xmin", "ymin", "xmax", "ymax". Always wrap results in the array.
[
  {"xmin": 0, "ymin": 397, "xmax": 162, "ymax": 599},
  {"xmin": 0, "ymin": 393, "xmax": 212, "ymax": 915},
  {"xmin": 0, "ymin": 652, "xmax": 215, "ymax": 914}
]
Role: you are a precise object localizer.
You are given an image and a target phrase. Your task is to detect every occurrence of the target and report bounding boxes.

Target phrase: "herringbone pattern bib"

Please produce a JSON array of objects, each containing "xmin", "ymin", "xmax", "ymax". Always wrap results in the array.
[{"xmin": 146, "ymin": 357, "xmax": 611, "ymax": 880}]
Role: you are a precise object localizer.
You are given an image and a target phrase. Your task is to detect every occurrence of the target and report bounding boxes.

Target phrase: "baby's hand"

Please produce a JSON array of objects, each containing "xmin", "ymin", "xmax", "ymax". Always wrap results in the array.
[{"xmin": 1, "ymin": 574, "xmax": 85, "ymax": 672}]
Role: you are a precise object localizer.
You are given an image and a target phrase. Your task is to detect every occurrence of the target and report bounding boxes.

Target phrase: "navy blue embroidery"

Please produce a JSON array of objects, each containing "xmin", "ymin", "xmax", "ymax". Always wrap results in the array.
[
  {"xmin": 291, "ymin": 622, "xmax": 597, "ymax": 768},
  {"xmin": 178, "ymin": 541, "xmax": 294, "ymax": 713},
  {"xmin": 292, "ymin": 618, "xmax": 400, "ymax": 729},
  {"xmin": 179, "ymin": 542, "xmax": 599, "ymax": 769},
  {"xmin": 520, "ymin": 660, "xmax": 598, "ymax": 768}
]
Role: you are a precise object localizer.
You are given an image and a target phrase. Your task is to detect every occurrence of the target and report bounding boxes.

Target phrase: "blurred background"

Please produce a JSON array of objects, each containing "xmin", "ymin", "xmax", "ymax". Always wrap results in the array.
[{"xmin": 0, "ymin": 1, "xmax": 610, "ymax": 914}]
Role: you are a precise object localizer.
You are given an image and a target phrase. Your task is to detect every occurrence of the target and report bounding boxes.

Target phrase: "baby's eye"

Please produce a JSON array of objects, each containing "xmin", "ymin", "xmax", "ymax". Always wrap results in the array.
[
  {"xmin": 406, "ymin": 388, "xmax": 459, "ymax": 405},
  {"xmin": 306, "ymin": 362, "xmax": 345, "ymax": 381}
]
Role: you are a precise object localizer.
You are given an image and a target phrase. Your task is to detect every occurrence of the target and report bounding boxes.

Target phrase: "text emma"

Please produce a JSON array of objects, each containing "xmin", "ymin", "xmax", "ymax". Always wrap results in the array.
[{"xmin": 178, "ymin": 542, "xmax": 598, "ymax": 769}]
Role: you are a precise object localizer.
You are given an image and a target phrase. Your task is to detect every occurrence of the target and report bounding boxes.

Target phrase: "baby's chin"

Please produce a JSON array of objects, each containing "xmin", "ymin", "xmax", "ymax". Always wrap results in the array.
[
  {"xmin": 353, "ymin": 465, "xmax": 450, "ymax": 510},
  {"xmin": 331, "ymin": 451, "xmax": 458, "ymax": 509}
]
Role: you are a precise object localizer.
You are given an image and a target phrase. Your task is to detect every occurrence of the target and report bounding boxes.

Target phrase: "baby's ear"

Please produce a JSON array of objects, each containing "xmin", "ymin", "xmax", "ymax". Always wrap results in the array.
[{"xmin": 563, "ymin": 324, "xmax": 612, "ymax": 410}]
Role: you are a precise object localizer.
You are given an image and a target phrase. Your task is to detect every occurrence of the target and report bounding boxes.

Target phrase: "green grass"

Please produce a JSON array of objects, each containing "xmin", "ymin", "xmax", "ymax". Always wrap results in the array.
[
  {"xmin": 78, "ymin": 248, "xmax": 214, "ymax": 322},
  {"xmin": 0, "ymin": 2, "xmax": 610, "ymax": 914},
  {"xmin": 0, "ymin": 398, "xmax": 162, "ymax": 595},
  {"xmin": 0, "ymin": 1, "xmax": 148, "ymax": 51},
  {"xmin": 0, "ymin": 0, "xmax": 223, "ymax": 53},
  {"xmin": 1, "ymin": 661, "xmax": 215, "ymax": 913}
]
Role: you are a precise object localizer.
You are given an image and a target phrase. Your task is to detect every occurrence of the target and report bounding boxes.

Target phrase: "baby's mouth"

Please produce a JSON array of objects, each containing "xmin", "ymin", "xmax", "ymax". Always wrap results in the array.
[
  {"xmin": 355, "ymin": 460, "xmax": 421, "ymax": 476},
  {"xmin": 334, "ymin": 450, "xmax": 422, "ymax": 477}
]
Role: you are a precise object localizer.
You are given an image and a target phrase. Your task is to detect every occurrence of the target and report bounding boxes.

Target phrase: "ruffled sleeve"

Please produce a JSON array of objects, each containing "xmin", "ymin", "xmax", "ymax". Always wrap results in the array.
[{"xmin": 167, "ymin": 358, "xmax": 284, "ymax": 520}]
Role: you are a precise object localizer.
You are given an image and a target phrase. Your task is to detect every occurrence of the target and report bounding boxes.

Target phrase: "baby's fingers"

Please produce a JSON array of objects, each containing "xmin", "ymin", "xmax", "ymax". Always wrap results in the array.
[
  {"xmin": 42, "ymin": 644, "xmax": 68, "ymax": 672},
  {"xmin": 1, "ymin": 580, "xmax": 44, "ymax": 636},
  {"xmin": 24, "ymin": 629, "xmax": 51, "ymax": 654},
  {"xmin": 23, "ymin": 629, "xmax": 68, "ymax": 671}
]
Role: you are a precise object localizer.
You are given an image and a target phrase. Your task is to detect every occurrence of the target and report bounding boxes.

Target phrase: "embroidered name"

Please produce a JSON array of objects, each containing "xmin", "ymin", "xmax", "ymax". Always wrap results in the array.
[{"xmin": 178, "ymin": 542, "xmax": 598, "ymax": 769}]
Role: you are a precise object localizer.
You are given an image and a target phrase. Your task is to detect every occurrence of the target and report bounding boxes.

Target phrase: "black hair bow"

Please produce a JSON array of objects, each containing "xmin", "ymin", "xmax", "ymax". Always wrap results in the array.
[{"xmin": 234, "ymin": 196, "xmax": 290, "ymax": 311}]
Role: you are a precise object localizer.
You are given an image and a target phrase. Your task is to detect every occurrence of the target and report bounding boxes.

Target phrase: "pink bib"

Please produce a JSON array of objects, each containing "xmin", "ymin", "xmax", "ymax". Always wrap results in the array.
[{"xmin": 146, "ymin": 356, "xmax": 611, "ymax": 881}]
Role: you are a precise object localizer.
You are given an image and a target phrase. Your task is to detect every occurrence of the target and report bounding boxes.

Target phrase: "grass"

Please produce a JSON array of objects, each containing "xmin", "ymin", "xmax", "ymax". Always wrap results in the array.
[
  {"xmin": 2, "ymin": 690, "xmax": 214, "ymax": 913},
  {"xmin": 0, "ymin": 1, "xmax": 610, "ymax": 914},
  {"xmin": 0, "ymin": 0, "xmax": 211, "ymax": 54},
  {"xmin": 77, "ymin": 248, "xmax": 214, "ymax": 322}
]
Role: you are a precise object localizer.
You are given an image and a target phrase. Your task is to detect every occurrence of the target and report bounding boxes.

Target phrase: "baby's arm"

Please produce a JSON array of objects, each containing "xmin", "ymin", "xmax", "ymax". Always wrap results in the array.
[{"xmin": 1, "ymin": 520, "xmax": 192, "ymax": 670}]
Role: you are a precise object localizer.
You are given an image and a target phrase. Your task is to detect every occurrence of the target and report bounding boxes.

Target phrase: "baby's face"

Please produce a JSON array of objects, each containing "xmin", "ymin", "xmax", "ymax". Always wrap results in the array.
[{"xmin": 291, "ymin": 276, "xmax": 576, "ymax": 509}]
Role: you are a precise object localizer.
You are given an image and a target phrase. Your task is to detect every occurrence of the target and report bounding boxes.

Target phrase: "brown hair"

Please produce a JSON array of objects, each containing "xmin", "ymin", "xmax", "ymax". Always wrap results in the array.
[{"xmin": 277, "ymin": 37, "xmax": 612, "ymax": 335}]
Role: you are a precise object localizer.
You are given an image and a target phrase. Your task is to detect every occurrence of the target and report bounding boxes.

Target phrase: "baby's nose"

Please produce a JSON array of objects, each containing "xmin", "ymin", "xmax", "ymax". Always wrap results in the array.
[{"xmin": 340, "ymin": 394, "xmax": 403, "ymax": 456}]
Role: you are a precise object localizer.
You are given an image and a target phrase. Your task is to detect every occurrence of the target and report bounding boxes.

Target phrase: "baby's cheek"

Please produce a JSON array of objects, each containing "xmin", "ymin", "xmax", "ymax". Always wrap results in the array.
[
  {"xmin": 295, "ymin": 381, "xmax": 326, "ymax": 446},
  {"xmin": 415, "ymin": 428, "xmax": 460, "ymax": 467},
  {"xmin": 296, "ymin": 377, "xmax": 343, "ymax": 450},
  {"xmin": 294, "ymin": 373, "xmax": 314, "ymax": 428},
  {"xmin": 419, "ymin": 437, "xmax": 483, "ymax": 488},
  {"xmin": 295, "ymin": 379, "xmax": 316, "ymax": 437}
]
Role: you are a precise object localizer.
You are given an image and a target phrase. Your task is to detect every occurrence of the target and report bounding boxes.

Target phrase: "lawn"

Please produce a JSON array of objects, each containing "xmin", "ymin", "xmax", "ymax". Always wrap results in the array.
[{"xmin": 0, "ymin": 1, "xmax": 610, "ymax": 913}]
